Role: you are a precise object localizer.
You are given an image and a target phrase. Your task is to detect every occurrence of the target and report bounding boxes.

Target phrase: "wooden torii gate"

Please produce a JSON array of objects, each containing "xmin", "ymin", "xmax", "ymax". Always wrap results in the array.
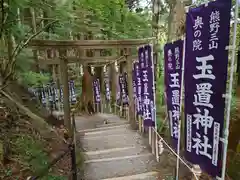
[{"xmin": 28, "ymin": 38, "xmax": 155, "ymax": 131}]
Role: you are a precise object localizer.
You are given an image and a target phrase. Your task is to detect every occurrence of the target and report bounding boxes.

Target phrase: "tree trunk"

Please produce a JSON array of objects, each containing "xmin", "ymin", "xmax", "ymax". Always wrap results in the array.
[
  {"xmin": 0, "ymin": 90, "xmax": 62, "ymax": 139},
  {"xmin": 165, "ymin": 0, "xmax": 186, "ymax": 144},
  {"xmin": 229, "ymin": 49, "xmax": 240, "ymax": 151},
  {"xmin": 110, "ymin": 63, "xmax": 117, "ymax": 104},
  {"xmin": 152, "ymin": 0, "xmax": 161, "ymax": 82},
  {"xmin": 81, "ymin": 32, "xmax": 95, "ymax": 114},
  {"xmin": 81, "ymin": 67, "xmax": 94, "ymax": 113},
  {"xmin": 167, "ymin": 0, "xmax": 185, "ymax": 41},
  {"xmin": 30, "ymin": 7, "xmax": 40, "ymax": 72}
]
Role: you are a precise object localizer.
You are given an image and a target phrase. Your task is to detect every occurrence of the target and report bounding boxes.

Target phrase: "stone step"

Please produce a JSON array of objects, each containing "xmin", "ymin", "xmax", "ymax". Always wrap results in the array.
[
  {"xmin": 100, "ymin": 171, "xmax": 159, "ymax": 180},
  {"xmin": 96, "ymin": 113, "xmax": 122, "ymax": 120},
  {"xmin": 78, "ymin": 124, "xmax": 129, "ymax": 134},
  {"xmin": 84, "ymin": 145, "xmax": 149, "ymax": 160},
  {"xmin": 79, "ymin": 126, "xmax": 132, "ymax": 138},
  {"xmin": 96, "ymin": 121, "xmax": 128, "ymax": 128},
  {"xmin": 84, "ymin": 154, "xmax": 159, "ymax": 180},
  {"xmin": 81, "ymin": 133, "xmax": 144, "ymax": 152},
  {"xmin": 85, "ymin": 153, "xmax": 152, "ymax": 163}
]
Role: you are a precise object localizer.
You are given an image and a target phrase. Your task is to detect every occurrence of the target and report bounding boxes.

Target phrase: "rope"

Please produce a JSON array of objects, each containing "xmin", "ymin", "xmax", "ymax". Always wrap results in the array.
[
  {"xmin": 90, "ymin": 56, "xmax": 125, "ymax": 67},
  {"xmin": 152, "ymin": 127, "xmax": 199, "ymax": 180}
]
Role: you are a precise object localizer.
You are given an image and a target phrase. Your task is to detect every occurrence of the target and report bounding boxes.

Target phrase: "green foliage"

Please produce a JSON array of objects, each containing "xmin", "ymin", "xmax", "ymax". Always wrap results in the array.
[
  {"xmin": 14, "ymin": 135, "xmax": 49, "ymax": 173},
  {"xmin": 15, "ymin": 49, "xmax": 35, "ymax": 72},
  {"xmin": 0, "ymin": 0, "xmax": 155, "ymax": 88},
  {"xmin": 227, "ymin": 153, "xmax": 240, "ymax": 179},
  {"xmin": 164, "ymin": 175, "xmax": 174, "ymax": 180},
  {"xmin": 156, "ymin": 116, "xmax": 164, "ymax": 131},
  {"xmin": 13, "ymin": 135, "xmax": 67, "ymax": 180},
  {"xmin": 0, "ymin": 0, "xmax": 163, "ymax": 179},
  {"xmin": 43, "ymin": 175, "xmax": 67, "ymax": 180},
  {"xmin": 2, "ymin": 168, "xmax": 13, "ymax": 178},
  {"xmin": 18, "ymin": 71, "xmax": 50, "ymax": 87},
  {"xmin": 12, "ymin": 47, "xmax": 51, "ymax": 87},
  {"xmin": 46, "ymin": 0, "xmax": 152, "ymax": 40}
]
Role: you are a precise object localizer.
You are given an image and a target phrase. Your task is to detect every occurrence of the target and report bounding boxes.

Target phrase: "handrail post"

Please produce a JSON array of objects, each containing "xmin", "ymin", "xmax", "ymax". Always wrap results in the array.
[
  {"xmin": 70, "ymin": 143, "xmax": 77, "ymax": 180},
  {"xmin": 71, "ymin": 110, "xmax": 77, "ymax": 180}
]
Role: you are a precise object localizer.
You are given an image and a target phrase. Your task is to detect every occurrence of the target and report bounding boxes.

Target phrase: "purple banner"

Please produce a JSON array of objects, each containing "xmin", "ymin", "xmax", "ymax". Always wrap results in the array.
[
  {"xmin": 47, "ymin": 85, "xmax": 53, "ymax": 102},
  {"xmin": 124, "ymin": 72, "xmax": 129, "ymax": 105},
  {"xmin": 124, "ymin": 72, "xmax": 129, "ymax": 96},
  {"xmin": 69, "ymin": 80, "xmax": 76, "ymax": 104},
  {"xmin": 164, "ymin": 39, "xmax": 183, "ymax": 150},
  {"xmin": 135, "ymin": 58, "xmax": 142, "ymax": 115},
  {"xmin": 104, "ymin": 71, "xmax": 111, "ymax": 101},
  {"xmin": 41, "ymin": 86, "xmax": 46, "ymax": 104},
  {"xmin": 116, "ymin": 75, "xmax": 121, "ymax": 105},
  {"xmin": 132, "ymin": 62, "xmax": 137, "ymax": 109},
  {"xmin": 93, "ymin": 79, "xmax": 101, "ymax": 103},
  {"xmin": 54, "ymin": 86, "xmax": 59, "ymax": 101},
  {"xmin": 138, "ymin": 47, "xmax": 145, "ymax": 115},
  {"xmin": 60, "ymin": 85, "xmax": 63, "ymax": 103},
  {"xmin": 141, "ymin": 45, "xmax": 155, "ymax": 127},
  {"xmin": 184, "ymin": 1, "xmax": 231, "ymax": 177},
  {"xmin": 119, "ymin": 74, "xmax": 128, "ymax": 105}
]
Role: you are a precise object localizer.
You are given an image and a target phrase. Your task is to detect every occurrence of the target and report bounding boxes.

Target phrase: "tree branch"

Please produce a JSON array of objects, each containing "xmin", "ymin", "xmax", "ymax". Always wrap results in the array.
[
  {"xmin": 3, "ymin": 20, "xmax": 58, "ymax": 84},
  {"xmin": 13, "ymin": 20, "xmax": 58, "ymax": 59},
  {"xmin": 0, "ymin": 1, "xmax": 9, "ymax": 39},
  {"xmin": 0, "ymin": 0, "xmax": 4, "ymax": 37}
]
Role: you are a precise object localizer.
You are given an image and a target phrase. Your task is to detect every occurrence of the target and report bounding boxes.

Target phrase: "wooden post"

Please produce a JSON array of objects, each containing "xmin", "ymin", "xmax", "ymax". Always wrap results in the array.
[
  {"xmin": 191, "ymin": 165, "xmax": 202, "ymax": 180},
  {"xmin": 101, "ymin": 66, "xmax": 105, "ymax": 113},
  {"xmin": 138, "ymin": 115, "xmax": 142, "ymax": 133},
  {"xmin": 119, "ymin": 61, "xmax": 124, "ymax": 118},
  {"xmin": 125, "ymin": 48, "xmax": 136, "ymax": 129},
  {"xmin": 94, "ymin": 49, "xmax": 104, "ymax": 113},
  {"xmin": 110, "ymin": 62, "xmax": 117, "ymax": 114},
  {"xmin": 152, "ymin": 128, "xmax": 156, "ymax": 155},
  {"xmin": 55, "ymin": 64, "xmax": 62, "ymax": 111},
  {"xmin": 59, "ymin": 48, "xmax": 71, "ymax": 131},
  {"xmin": 52, "ymin": 65, "xmax": 57, "ymax": 82}
]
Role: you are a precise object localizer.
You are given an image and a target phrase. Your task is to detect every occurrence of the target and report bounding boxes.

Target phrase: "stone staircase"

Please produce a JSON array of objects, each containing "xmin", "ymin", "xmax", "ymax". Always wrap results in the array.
[{"xmin": 76, "ymin": 114, "xmax": 160, "ymax": 180}]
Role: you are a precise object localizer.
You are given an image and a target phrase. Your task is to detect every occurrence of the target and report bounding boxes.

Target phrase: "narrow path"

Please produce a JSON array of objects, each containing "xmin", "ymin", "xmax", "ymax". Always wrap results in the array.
[{"xmin": 76, "ymin": 113, "xmax": 160, "ymax": 180}]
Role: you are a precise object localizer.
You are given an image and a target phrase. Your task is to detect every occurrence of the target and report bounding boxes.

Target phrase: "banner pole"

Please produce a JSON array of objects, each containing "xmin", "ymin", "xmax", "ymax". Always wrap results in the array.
[
  {"xmin": 150, "ymin": 43, "xmax": 158, "ymax": 161},
  {"xmin": 92, "ymin": 86, "xmax": 95, "ymax": 113},
  {"xmin": 103, "ymin": 98, "xmax": 104, "ymax": 113},
  {"xmin": 57, "ymin": 87, "xmax": 59, "ymax": 111},
  {"xmin": 176, "ymin": 36, "xmax": 186, "ymax": 180},
  {"xmin": 221, "ymin": 1, "xmax": 238, "ymax": 179},
  {"xmin": 45, "ymin": 87, "xmax": 49, "ymax": 111},
  {"xmin": 110, "ymin": 102, "xmax": 112, "ymax": 113},
  {"xmin": 149, "ymin": 126, "xmax": 152, "ymax": 145}
]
